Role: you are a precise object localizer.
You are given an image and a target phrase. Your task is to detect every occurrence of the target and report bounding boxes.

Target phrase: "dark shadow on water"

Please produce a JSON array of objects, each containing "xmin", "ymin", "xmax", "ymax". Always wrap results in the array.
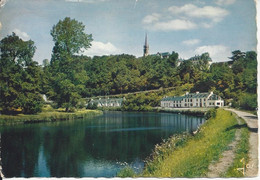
[{"xmin": 225, "ymin": 124, "xmax": 258, "ymax": 133}]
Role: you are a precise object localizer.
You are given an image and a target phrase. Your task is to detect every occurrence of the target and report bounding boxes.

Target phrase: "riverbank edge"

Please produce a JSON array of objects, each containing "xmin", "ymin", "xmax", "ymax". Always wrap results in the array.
[
  {"xmin": 153, "ymin": 107, "xmax": 209, "ymax": 116},
  {"xmin": 142, "ymin": 108, "xmax": 239, "ymax": 177},
  {"xmin": 97, "ymin": 107, "xmax": 209, "ymax": 117},
  {"xmin": 0, "ymin": 109, "xmax": 103, "ymax": 125},
  {"xmin": 118, "ymin": 108, "xmax": 242, "ymax": 177}
]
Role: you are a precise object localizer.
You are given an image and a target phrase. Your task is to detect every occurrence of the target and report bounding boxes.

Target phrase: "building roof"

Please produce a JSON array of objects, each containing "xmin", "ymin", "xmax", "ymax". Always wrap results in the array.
[
  {"xmin": 161, "ymin": 92, "xmax": 223, "ymax": 101},
  {"xmin": 90, "ymin": 98, "xmax": 124, "ymax": 104},
  {"xmin": 161, "ymin": 96, "xmax": 184, "ymax": 101},
  {"xmin": 184, "ymin": 92, "xmax": 210, "ymax": 98},
  {"xmin": 208, "ymin": 94, "xmax": 222, "ymax": 100},
  {"xmin": 188, "ymin": 52, "xmax": 212, "ymax": 62},
  {"xmin": 150, "ymin": 52, "xmax": 170, "ymax": 57},
  {"xmin": 160, "ymin": 52, "xmax": 170, "ymax": 56}
]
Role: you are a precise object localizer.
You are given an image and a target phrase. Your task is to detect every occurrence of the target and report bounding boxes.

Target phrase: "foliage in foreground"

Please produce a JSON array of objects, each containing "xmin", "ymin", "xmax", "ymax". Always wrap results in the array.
[
  {"xmin": 140, "ymin": 109, "xmax": 238, "ymax": 177},
  {"xmin": 205, "ymin": 108, "xmax": 217, "ymax": 120},
  {"xmin": 117, "ymin": 166, "xmax": 136, "ymax": 178}
]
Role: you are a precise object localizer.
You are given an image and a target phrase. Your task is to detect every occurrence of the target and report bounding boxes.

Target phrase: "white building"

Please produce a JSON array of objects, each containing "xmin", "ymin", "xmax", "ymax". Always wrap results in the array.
[
  {"xmin": 161, "ymin": 92, "xmax": 224, "ymax": 108},
  {"xmin": 88, "ymin": 97, "xmax": 125, "ymax": 108},
  {"xmin": 177, "ymin": 52, "xmax": 213, "ymax": 67}
]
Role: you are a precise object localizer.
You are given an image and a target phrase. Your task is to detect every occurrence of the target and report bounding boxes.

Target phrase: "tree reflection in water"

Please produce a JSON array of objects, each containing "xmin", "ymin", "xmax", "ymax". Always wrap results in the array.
[{"xmin": 0, "ymin": 111, "xmax": 205, "ymax": 177}]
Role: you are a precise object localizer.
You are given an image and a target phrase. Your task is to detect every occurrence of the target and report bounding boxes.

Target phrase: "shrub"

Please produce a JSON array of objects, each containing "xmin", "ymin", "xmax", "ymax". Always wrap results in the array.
[
  {"xmin": 240, "ymin": 93, "xmax": 257, "ymax": 111},
  {"xmin": 86, "ymin": 102, "xmax": 98, "ymax": 109},
  {"xmin": 205, "ymin": 108, "xmax": 217, "ymax": 120},
  {"xmin": 117, "ymin": 166, "xmax": 136, "ymax": 177}
]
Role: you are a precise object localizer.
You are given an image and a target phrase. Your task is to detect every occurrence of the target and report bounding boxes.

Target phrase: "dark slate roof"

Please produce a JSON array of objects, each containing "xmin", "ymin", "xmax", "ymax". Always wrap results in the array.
[
  {"xmin": 161, "ymin": 92, "xmax": 222, "ymax": 102},
  {"xmin": 208, "ymin": 94, "xmax": 222, "ymax": 100},
  {"xmin": 184, "ymin": 92, "xmax": 210, "ymax": 98},
  {"xmin": 161, "ymin": 96, "xmax": 184, "ymax": 101},
  {"xmin": 161, "ymin": 52, "xmax": 170, "ymax": 56}
]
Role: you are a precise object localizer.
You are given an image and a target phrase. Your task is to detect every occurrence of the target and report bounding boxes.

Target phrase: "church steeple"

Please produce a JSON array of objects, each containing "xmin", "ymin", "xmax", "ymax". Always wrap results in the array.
[{"xmin": 143, "ymin": 33, "xmax": 149, "ymax": 57}]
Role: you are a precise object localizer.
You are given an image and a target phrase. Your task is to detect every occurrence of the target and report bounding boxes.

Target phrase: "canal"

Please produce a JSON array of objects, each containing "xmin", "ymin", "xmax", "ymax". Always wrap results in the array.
[{"xmin": 0, "ymin": 111, "xmax": 205, "ymax": 177}]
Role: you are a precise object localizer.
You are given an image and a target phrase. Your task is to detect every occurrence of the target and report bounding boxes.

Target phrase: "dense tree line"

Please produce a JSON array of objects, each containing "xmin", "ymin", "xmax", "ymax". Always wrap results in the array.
[
  {"xmin": 0, "ymin": 17, "xmax": 257, "ymax": 114},
  {"xmin": 0, "ymin": 33, "xmax": 43, "ymax": 114}
]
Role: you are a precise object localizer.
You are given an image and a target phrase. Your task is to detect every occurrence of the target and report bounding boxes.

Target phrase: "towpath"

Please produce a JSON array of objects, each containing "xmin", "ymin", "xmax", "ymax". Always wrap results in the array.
[
  {"xmin": 225, "ymin": 108, "xmax": 258, "ymax": 177},
  {"xmin": 207, "ymin": 108, "xmax": 258, "ymax": 177}
]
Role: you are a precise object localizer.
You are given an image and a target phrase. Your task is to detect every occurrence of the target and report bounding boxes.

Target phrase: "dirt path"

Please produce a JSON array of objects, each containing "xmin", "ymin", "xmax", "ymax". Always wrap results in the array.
[
  {"xmin": 225, "ymin": 108, "xmax": 258, "ymax": 177},
  {"xmin": 206, "ymin": 108, "xmax": 258, "ymax": 177},
  {"xmin": 207, "ymin": 116, "xmax": 242, "ymax": 177}
]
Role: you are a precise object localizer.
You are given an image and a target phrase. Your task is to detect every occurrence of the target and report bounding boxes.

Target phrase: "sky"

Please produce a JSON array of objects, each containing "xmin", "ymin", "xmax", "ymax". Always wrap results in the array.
[{"xmin": 0, "ymin": 0, "xmax": 257, "ymax": 64}]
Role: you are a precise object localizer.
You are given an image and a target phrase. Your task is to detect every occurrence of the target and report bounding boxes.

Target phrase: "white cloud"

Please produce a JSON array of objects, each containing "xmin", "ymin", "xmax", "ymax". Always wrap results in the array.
[
  {"xmin": 215, "ymin": 0, "xmax": 236, "ymax": 6},
  {"xmin": 182, "ymin": 39, "xmax": 200, "ymax": 46},
  {"xmin": 65, "ymin": 0, "xmax": 109, "ymax": 3},
  {"xmin": 168, "ymin": 4, "xmax": 197, "ymax": 14},
  {"xmin": 142, "ymin": 13, "xmax": 160, "ymax": 24},
  {"xmin": 148, "ymin": 19, "xmax": 197, "ymax": 31},
  {"xmin": 143, "ymin": 3, "xmax": 229, "ymax": 31},
  {"xmin": 12, "ymin": 29, "xmax": 30, "ymax": 41},
  {"xmin": 168, "ymin": 4, "xmax": 229, "ymax": 22},
  {"xmin": 194, "ymin": 45, "xmax": 231, "ymax": 62},
  {"xmin": 83, "ymin": 41, "xmax": 121, "ymax": 56}
]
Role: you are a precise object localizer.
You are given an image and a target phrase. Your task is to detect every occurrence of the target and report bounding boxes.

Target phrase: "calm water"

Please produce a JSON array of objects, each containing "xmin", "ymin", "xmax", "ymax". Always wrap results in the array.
[{"xmin": 0, "ymin": 111, "xmax": 205, "ymax": 177}]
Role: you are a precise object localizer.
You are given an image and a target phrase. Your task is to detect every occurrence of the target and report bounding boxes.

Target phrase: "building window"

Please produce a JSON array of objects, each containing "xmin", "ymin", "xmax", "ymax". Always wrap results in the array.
[{"xmin": 217, "ymin": 102, "xmax": 220, "ymax": 105}]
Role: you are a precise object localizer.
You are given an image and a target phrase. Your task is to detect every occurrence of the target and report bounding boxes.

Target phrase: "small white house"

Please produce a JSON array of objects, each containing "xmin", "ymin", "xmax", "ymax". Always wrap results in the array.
[
  {"xmin": 161, "ymin": 92, "xmax": 224, "ymax": 108},
  {"xmin": 88, "ymin": 97, "xmax": 125, "ymax": 108}
]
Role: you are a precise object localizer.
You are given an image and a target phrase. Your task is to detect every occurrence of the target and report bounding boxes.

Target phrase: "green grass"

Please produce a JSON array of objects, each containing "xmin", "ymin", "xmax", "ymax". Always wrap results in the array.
[
  {"xmin": 139, "ymin": 109, "xmax": 238, "ymax": 177},
  {"xmin": 117, "ymin": 166, "xmax": 137, "ymax": 178},
  {"xmin": 223, "ymin": 117, "xmax": 250, "ymax": 177},
  {"xmin": 0, "ymin": 105, "xmax": 103, "ymax": 125}
]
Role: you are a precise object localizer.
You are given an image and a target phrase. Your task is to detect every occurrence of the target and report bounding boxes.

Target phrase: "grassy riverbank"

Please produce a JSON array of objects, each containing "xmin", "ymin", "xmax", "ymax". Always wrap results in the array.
[
  {"xmin": 142, "ymin": 109, "xmax": 239, "ymax": 177},
  {"xmin": 118, "ymin": 109, "xmax": 240, "ymax": 177},
  {"xmin": 0, "ymin": 106, "xmax": 103, "ymax": 125}
]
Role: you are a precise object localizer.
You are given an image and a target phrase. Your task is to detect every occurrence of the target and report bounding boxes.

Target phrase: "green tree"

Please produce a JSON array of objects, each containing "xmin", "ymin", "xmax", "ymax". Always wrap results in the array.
[
  {"xmin": 229, "ymin": 50, "xmax": 246, "ymax": 62},
  {"xmin": 48, "ymin": 17, "xmax": 92, "ymax": 111},
  {"xmin": 0, "ymin": 33, "xmax": 43, "ymax": 114},
  {"xmin": 167, "ymin": 51, "xmax": 179, "ymax": 67},
  {"xmin": 50, "ymin": 17, "xmax": 93, "ymax": 56}
]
